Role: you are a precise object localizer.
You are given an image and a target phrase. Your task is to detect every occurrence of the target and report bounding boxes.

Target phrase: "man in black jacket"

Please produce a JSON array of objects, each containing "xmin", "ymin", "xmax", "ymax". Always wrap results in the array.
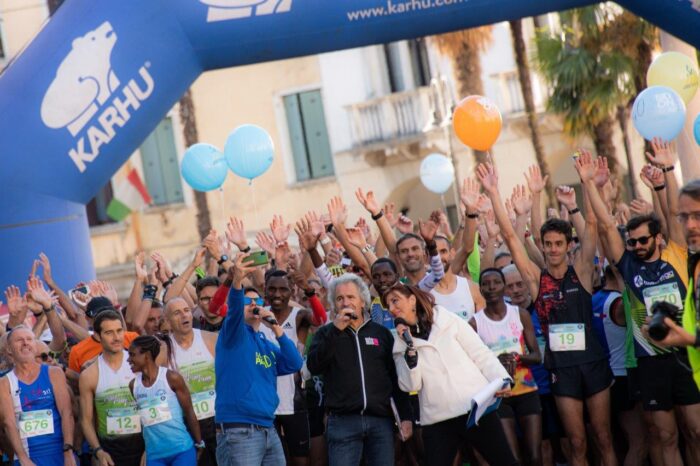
[{"xmin": 307, "ymin": 274, "xmax": 411, "ymax": 466}]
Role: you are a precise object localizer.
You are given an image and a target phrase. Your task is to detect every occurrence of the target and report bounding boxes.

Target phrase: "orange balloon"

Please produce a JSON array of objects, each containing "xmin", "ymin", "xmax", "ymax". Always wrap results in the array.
[{"xmin": 453, "ymin": 95, "xmax": 502, "ymax": 151}]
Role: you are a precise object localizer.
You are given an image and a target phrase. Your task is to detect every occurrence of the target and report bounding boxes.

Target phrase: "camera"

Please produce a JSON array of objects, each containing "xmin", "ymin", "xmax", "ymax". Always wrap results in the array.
[{"xmin": 648, "ymin": 301, "xmax": 681, "ymax": 341}]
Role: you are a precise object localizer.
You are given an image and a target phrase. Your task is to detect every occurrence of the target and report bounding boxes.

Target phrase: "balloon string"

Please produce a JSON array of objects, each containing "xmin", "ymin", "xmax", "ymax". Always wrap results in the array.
[
  {"xmin": 250, "ymin": 180, "xmax": 260, "ymax": 233},
  {"xmin": 219, "ymin": 187, "xmax": 225, "ymax": 232}
]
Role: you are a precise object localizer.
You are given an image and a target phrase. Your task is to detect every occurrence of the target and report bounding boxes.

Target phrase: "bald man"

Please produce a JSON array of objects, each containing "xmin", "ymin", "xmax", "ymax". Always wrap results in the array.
[{"xmin": 165, "ymin": 297, "xmax": 219, "ymax": 465}]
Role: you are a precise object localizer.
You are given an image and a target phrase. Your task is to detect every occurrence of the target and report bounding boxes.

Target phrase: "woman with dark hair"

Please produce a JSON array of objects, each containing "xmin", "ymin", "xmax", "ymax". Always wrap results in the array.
[
  {"xmin": 383, "ymin": 284, "xmax": 519, "ymax": 466},
  {"xmin": 128, "ymin": 335, "xmax": 204, "ymax": 466}
]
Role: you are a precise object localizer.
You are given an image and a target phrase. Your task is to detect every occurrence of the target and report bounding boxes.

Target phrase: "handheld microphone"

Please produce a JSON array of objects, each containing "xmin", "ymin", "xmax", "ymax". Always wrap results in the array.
[
  {"xmin": 394, "ymin": 318, "xmax": 414, "ymax": 347},
  {"xmin": 252, "ymin": 307, "xmax": 278, "ymax": 326}
]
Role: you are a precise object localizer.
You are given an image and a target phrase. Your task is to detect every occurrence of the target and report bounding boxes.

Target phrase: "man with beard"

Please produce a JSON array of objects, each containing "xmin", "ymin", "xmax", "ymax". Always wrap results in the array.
[
  {"xmin": 79, "ymin": 310, "xmax": 144, "ymax": 466},
  {"xmin": 165, "ymin": 297, "xmax": 219, "ymax": 465},
  {"xmin": 259, "ymin": 270, "xmax": 314, "ymax": 466},
  {"xmin": 430, "ymin": 235, "xmax": 484, "ymax": 322},
  {"xmin": 194, "ymin": 277, "xmax": 224, "ymax": 332},
  {"xmin": 480, "ymin": 157, "xmax": 616, "ymax": 466},
  {"xmin": 582, "ymin": 149, "xmax": 700, "ymax": 465}
]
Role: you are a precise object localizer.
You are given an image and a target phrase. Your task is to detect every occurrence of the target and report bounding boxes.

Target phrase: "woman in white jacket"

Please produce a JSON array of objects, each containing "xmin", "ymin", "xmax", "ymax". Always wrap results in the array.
[{"xmin": 383, "ymin": 283, "xmax": 519, "ymax": 466}]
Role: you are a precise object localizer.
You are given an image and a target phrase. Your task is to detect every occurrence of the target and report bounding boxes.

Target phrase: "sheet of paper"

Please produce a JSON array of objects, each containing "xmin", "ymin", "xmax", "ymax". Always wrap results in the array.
[{"xmin": 467, "ymin": 378, "xmax": 509, "ymax": 428}]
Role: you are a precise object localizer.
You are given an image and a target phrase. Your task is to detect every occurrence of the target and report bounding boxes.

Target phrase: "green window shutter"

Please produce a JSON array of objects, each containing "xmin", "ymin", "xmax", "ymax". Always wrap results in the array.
[
  {"xmin": 299, "ymin": 90, "xmax": 334, "ymax": 179},
  {"xmin": 140, "ymin": 117, "xmax": 183, "ymax": 206},
  {"xmin": 140, "ymin": 127, "xmax": 165, "ymax": 206},
  {"xmin": 283, "ymin": 94, "xmax": 311, "ymax": 182},
  {"xmin": 154, "ymin": 118, "xmax": 184, "ymax": 204}
]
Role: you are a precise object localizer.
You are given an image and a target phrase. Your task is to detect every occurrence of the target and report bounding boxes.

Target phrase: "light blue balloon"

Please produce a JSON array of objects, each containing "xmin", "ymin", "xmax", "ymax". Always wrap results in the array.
[
  {"xmin": 694, "ymin": 114, "xmax": 700, "ymax": 146},
  {"xmin": 420, "ymin": 153, "xmax": 454, "ymax": 194},
  {"xmin": 181, "ymin": 143, "xmax": 228, "ymax": 192},
  {"xmin": 632, "ymin": 86, "xmax": 686, "ymax": 142},
  {"xmin": 224, "ymin": 124, "xmax": 275, "ymax": 181}
]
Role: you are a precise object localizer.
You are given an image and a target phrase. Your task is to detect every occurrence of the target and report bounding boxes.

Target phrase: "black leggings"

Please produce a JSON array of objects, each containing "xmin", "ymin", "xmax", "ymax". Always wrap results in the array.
[{"xmin": 422, "ymin": 411, "xmax": 520, "ymax": 466}]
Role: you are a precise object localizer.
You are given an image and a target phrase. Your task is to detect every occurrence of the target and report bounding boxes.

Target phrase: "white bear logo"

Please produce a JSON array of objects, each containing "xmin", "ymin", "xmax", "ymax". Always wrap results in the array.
[
  {"xmin": 41, "ymin": 22, "xmax": 119, "ymax": 136},
  {"xmin": 200, "ymin": 0, "xmax": 292, "ymax": 22}
]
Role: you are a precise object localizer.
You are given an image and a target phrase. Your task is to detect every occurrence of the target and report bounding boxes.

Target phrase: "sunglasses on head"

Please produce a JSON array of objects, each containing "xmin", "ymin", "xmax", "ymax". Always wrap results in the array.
[
  {"xmin": 243, "ymin": 297, "xmax": 264, "ymax": 306},
  {"xmin": 626, "ymin": 235, "xmax": 653, "ymax": 247}
]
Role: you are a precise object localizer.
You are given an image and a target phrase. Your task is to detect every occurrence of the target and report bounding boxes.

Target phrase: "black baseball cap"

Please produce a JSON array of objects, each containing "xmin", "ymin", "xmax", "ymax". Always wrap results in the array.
[{"xmin": 85, "ymin": 296, "xmax": 114, "ymax": 318}]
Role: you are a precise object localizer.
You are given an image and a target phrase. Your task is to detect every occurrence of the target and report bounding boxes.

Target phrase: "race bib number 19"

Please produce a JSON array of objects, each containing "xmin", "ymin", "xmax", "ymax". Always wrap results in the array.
[
  {"xmin": 19, "ymin": 410, "xmax": 53, "ymax": 438},
  {"xmin": 549, "ymin": 323, "xmax": 586, "ymax": 351}
]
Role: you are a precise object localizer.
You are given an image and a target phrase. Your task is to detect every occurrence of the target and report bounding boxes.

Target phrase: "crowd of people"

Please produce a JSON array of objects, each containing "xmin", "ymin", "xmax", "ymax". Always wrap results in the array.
[{"xmin": 3, "ymin": 137, "xmax": 700, "ymax": 466}]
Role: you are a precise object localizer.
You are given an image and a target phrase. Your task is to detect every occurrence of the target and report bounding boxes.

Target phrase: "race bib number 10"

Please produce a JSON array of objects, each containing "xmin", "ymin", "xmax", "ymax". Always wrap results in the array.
[
  {"xmin": 192, "ymin": 390, "xmax": 216, "ymax": 420},
  {"xmin": 549, "ymin": 323, "xmax": 586, "ymax": 352},
  {"xmin": 19, "ymin": 410, "xmax": 54, "ymax": 438}
]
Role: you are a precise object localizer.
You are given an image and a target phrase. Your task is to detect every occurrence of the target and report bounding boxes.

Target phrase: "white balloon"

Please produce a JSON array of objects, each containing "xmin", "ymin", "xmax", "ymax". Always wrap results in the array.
[{"xmin": 420, "ymin": 153, "xmax": 454, "ymax": 194}]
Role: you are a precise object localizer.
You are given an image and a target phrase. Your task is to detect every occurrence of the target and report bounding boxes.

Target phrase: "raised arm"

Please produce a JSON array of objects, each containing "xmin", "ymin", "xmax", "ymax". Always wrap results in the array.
[
  {"xmin": 638, "ymin": 166, "xmax": 669, "ymax": 238},
  {"xmin": 219, "ymin": 254, "xmax": 256, "ymax": 348},
  {"xmin": 27, "ymin": 278, "xmax": 66, "ymax": 353},
  {"xmin": 328, "ymin": 197, "xmax": 371, "ymax": 277},
  {"xmin": 524, "ymin": 165, "xmax": 548, "ymax": 250},
  {"xmin": 416, "ymin": 219, "xmax": 445, "ymax": 292},
  {"xmin": 164, "ymin": 248, "xmax": 206, "ymax": 303},
  {"xmin": 38, "ymin": 253, "xmax": 85, "ymax": 327},
  {"xmin": 574, "ymin": 151, "xmax": 623, "ymax": 264},
  {"xmin": 477, "ymin": 163, "xmax": 540, "ymax": 299},
  {"xmin": 356, "ymin": 188, "xmax": 397, "ymax": 255},
  {"xmin": 647, "ymin": 138, "xmax": 685, "ymax": 246},
  {"xmin": 451, "ymin": 178, "xmax": 480, "ymax": 273}
]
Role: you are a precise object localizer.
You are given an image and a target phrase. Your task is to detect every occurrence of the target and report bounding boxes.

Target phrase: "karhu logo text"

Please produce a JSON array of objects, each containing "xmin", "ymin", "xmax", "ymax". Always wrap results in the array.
[
  {"xmin": 200, "ymin": 0, "xmax": 292, "ymax": 22},
  {"xmin": 40, "ymin": 21, "xmax": 155, "ymax": 173}
]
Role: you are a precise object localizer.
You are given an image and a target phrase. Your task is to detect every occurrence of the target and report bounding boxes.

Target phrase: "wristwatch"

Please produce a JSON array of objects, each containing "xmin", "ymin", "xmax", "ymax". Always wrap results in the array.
[
  {"xmin": 195, "ymin": 440, "xmax": 206, "ymax": 449},
  {"xmin": 217, "ymin": 255, "xmax": 229, "ymax": 265},
  {"xmin": 63, "ymin": 443, "xmax": 74, "ymax": 453},
  {"xmin": 92, "ymin": 446, "xmax": 103, "ymax": 456}
]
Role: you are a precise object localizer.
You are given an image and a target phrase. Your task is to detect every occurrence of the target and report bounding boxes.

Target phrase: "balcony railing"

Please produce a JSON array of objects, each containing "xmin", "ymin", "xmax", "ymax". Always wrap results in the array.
[{"xmin": 346, "ymin": 86, "xmax": 436, "ymax": 149}]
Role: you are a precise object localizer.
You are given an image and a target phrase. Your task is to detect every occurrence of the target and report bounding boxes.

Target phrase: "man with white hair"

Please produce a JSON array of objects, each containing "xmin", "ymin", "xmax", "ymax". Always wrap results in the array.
[
  {"xmin": 307, "ymin": 274, "xmax": 411, "ymax": 466},
  {"xmin": 0, "ymin": 326, "xmax": 76, "ymax": 465}
]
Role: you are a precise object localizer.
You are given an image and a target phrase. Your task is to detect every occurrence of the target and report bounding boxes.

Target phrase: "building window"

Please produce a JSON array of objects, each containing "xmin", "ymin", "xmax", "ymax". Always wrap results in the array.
[
  {"xmin": 87, "ymin": 182, "xmax": 115, "ymax": 227},
  {"xmin": 384, "ymin": 38, "xmax": 432, "ymax": 93},
  {"xmin": 140, "ymin": 117, "xmax": 184, "ymax": 206},
  {"xmin": 283, "ymin": 90, "xmax": 334, "ymax": 182},
  {"xmin": 408, "ymin": 38, "xmax": 431, "ymax": 88}
]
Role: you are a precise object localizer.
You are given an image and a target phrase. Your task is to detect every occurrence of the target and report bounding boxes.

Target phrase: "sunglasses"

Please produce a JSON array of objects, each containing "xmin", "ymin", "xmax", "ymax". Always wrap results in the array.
[
  {"xmin": 37, "ymin": 353, "xmax": 50, "ymax": 362},
  {"xmin": 626, "ymin": 235, "xmax": 653, "ymax": 247},
  {"xmin": 243, "ymin": 297, "xmax": 264, "ymax": 306}
]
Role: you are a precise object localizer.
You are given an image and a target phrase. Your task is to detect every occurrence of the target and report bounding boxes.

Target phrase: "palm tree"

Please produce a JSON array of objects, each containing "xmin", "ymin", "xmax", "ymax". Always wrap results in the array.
[
  {"xmin": 534, "ymin": 6, "xmax": 636, "ymax": 183},
  {"xmin": 179, "ymin": 90, "xmax": 213, "ymax": 241},
  {"xmin": 509, "ymin": 18, "xmax": 555, "ymax": 205},
  {"xmin": 603, "ymin": 11, "xmax": 658, "ymax": 199},
  {"xmin": 434, "ymin": 27, "xmax": 493, "ymax": 164}
]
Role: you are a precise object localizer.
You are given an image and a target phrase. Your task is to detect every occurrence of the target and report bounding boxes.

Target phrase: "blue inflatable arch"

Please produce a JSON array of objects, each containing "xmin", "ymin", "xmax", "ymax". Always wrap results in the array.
[{"xmin": 0, "ymin": 0, "xmax": 698, "ymax": 289}]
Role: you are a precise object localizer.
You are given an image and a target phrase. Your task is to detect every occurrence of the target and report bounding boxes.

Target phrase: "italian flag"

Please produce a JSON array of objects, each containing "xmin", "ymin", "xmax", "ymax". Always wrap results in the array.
[{"xmin": 106, "ymin": 169, "xmax": 152, "ymax": 221}]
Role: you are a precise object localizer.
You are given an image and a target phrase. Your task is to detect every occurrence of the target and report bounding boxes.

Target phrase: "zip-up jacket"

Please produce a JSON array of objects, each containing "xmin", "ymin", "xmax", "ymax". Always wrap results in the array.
[{"xmin": 307, "ymin": 314, "xmax": 410, "ymax": 420}]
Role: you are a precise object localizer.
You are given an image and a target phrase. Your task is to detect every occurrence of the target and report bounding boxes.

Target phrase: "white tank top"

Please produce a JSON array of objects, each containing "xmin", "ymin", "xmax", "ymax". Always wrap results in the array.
[
  {"xmin": 170, "ymin": 330, "xmax": 216, "ymax": 420},
  {"xmin": 431, "ymin": 275, "xmax": 476, "ymax": 321},
  {"xmin": 473, "ymin": 304, "xmax": 524, "ymax": 355},
  {"xmin": 260, "ymin": 307, "xmax": 301, "ymax": 415},
  {"xmin": 602, "ymin": 292, "xmax": 626, "ymax": 377},
  {"xmin": 95, "ymin": 351, "xmax": 139, "ymax": 437}
]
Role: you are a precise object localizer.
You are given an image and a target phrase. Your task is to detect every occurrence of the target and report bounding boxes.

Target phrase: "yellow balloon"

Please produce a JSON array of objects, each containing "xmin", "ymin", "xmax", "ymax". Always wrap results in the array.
[{"xmin": 647, "ymin": 52, "xmax": 699, "ymax": 104}]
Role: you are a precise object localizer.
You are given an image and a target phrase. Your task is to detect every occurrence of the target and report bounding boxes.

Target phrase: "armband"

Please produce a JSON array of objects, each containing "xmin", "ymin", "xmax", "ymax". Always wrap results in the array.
[
  {"xmin": 371, "ymin": 210, "xmax": 384, "ymax": 221},
  {"xmin": 142, "ymin": 284, "xmax": 157, "ymax": 300},
  {"xmin": 568, "ymin": 207, "xmax": 580, "ymax": 215},
  {"xmin": 654, "ymin": 185, "xmax": 666, "ymax": 192},
  {"xmin": 662, "ymin": 165, "xmax": 675, "ymax": 173}
]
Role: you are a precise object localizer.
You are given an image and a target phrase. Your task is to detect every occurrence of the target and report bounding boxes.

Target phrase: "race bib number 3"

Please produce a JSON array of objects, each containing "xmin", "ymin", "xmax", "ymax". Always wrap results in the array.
[
  {"xmin": 19, "ymin": 410, "xmax": 53, "ymax": 439},
  {"xmin": 106, "ymin": 408, "xmax": 141, "ymax": 435},
  {"xmin": 643, "ymin": 283, "xmax": 682, "ymax": 316},
  {"xmin": 192, "ymin": 390, "xmax": 216, "ymax": 420},
  {"xmin": 549, "ymin": 323, "xmax": 586, "ymax": 351},
  {"xmin": 138, "ymin": 397, "xmax": 172, "ymax": 427}
]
